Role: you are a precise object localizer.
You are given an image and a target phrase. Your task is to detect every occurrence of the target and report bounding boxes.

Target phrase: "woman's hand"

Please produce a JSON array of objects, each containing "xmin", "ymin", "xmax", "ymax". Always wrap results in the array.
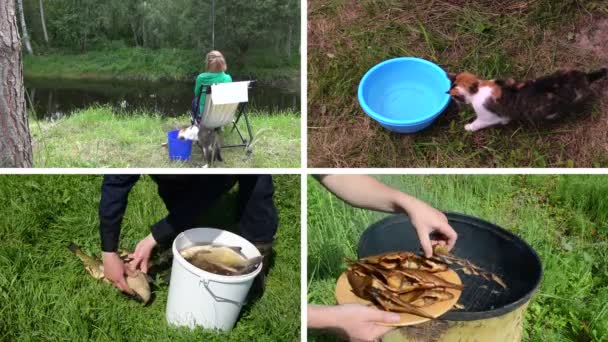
[
  {"xmin": 128, "ymin": 233, "xmax": 157, "ymax": 273},
  {"xmin": 309, "ymin": 304, "xmax": 400, "ymax": 342},
  {"xmin": 102, "ymin": 252, "xmax": 133, "ymax": 294},
  {"xmin": 314, "ymin": 175, "xmax": 458, "ymax": 257},
  {"xmin": 402, "ymin": 197, "xmax": 457, "ymax": 257}
]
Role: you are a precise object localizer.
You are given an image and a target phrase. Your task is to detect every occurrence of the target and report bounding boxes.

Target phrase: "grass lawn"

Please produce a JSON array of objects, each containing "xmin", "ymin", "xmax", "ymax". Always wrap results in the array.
[
  {"xmin": 308, "ymin": 0, "xmax": 608, "ymax": 167},
  {"xmin": 0, "ymin": 175, "xmax": 301, "ymax": 341},
  {"xmin": 307, "ymin": 175, "xmax": 608, "ymax": 341},
  {"xmin": 29, "ymin": 106, "xmax": 300, "ymax": 168}
]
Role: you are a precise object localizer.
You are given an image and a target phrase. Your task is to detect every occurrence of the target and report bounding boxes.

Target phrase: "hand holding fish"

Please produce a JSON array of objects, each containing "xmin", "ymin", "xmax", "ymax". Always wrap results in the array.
[
  {"xmin": 314, "ymin": 175, "xmax": 458, "ymax": 258},
  {"xmin": 401, "ymin": 197, "xmax": 457, "ymax": 258},
  {"xmin": 128, "ymin": 234, "xmax": 157, "ymax": 274},
  {"xmin": 102, "ymin": 252, "xmax": 134, "ymax": 294}
]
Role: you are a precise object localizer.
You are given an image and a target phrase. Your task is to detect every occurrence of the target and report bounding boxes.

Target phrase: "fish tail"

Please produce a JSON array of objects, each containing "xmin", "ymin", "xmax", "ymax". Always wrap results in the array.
[
  {"xmin": 67, "ymin": 242, "xmax": 81, "ymax": 254},
  {"xmin": 247, "ymin": 256, "xmax": 263, "ymax": 266}
]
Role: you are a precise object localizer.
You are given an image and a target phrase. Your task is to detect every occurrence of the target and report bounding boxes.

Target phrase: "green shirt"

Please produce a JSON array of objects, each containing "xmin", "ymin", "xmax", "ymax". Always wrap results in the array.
[{"xmin": 194, "ymin": 71, "xmax": 232, "ymax": 114}]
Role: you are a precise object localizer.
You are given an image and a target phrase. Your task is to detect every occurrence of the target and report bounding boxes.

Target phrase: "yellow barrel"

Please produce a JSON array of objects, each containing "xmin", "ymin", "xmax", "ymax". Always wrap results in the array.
[
  {"xmin": 382, "ymin": 302, "xmax": 529, "ymax": 342},
  {"xmin": 358, "ymin": 214, "xmax": 543, "ymax": 342}
]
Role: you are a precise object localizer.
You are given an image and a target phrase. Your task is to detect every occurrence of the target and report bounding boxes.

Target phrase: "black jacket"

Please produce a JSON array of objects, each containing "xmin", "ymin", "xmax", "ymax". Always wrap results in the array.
[{"xmin": 99, "ymin": 175, "xmax": 276, "ymax": 252}]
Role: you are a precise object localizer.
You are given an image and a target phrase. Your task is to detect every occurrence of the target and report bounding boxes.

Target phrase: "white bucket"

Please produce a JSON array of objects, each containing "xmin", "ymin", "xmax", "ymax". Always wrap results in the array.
[{"xmin": 166, "ymin": 228, "xmax": 262, "ymax": 331}]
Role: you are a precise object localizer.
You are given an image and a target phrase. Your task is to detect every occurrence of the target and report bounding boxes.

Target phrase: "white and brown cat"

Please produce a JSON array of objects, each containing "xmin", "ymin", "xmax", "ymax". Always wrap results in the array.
[{"xmin": 447, "ymin": 68, "xmax": 607, "ymax": 132}]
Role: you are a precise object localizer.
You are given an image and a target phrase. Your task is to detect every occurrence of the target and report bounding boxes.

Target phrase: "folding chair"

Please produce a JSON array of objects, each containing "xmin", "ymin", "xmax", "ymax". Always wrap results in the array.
[{"xmin": 199, "ymin": 81, "xmax": 255, "ymax": 154}]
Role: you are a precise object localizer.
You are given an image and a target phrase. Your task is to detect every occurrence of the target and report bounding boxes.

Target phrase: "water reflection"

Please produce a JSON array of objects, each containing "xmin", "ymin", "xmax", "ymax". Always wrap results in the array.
[{"xmin": 25, "ymin": 77, "xmax": 300, "ymax": 120}]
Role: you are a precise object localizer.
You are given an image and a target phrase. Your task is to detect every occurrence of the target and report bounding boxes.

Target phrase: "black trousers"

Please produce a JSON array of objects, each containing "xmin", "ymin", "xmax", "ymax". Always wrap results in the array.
[{"xmin": 150, "ymin": 175, "xmax": 278, "ymax": 248}]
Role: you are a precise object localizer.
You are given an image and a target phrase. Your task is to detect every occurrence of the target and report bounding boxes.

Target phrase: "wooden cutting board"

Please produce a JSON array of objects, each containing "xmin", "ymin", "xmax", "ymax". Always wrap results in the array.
[{"xmin": 335, "ymin": 269, "xmax": 462, "ymax": 326}]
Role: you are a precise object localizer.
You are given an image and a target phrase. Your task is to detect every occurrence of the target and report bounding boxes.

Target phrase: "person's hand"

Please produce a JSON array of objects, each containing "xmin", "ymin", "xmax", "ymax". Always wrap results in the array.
[
  {"xmin": 128, "ymin": 233, "xmax": 157, "ymax": 273},
  {"xmin": 102, "ymin": 252, "xmax": 133, "ymax": 294},
  {"xmin": 327, "ymin": 304, "xmax": 400, "ymax": 341},
  {"xmin": 403, "ymin": 198, "xmax": 457, "ymax": 258}
]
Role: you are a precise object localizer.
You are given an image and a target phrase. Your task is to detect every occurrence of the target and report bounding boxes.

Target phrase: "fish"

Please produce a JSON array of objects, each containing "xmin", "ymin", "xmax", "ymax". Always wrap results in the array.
[
  {"xmin": 406, "ymin": 289, "xmax": 455, "ymax": 308},
  {"xmin": 180, "ymin": 244, "xmax": 262, "ymax": 276},
  {"xmin": 346, "ymin": 265, "xmax": 437, "ymax": 319},
  {"xmin": 367, "ymin": 287, "xmax": 435, "ymax": 319},
  {"xmin": 67, "ymin": 243, "xmax": 152, "ymax": 304},
  {"xmin": 433, "ymin": 245, "xmax": 450, "ymax": 256},
  {"xmin": 399, "ymin": 269, "xmax": 464, "ymax": 291},
  {"xmin": 345, "ymin": 251, "xmax": 459, "ymax": 319},
  {"xmin": 125, "ymin": 271, "xmax": 151, "ymax": 303},
  {"xmin": 360, "ymin": 251, "xmax": 448, "ymax": 273}
]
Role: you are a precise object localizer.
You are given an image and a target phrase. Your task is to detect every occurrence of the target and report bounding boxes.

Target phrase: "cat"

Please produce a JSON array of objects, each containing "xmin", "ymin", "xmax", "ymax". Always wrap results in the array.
[
  {"xmin": 447, "ymin": 68, "xmax": 607, "ymax": 132},
  {"xmin": 197, "ymin": 126, "xmax": 223, "ymax": 167},
  {"xmin": 178, "ymin": 125, "xmax": 199, "ymax": 140}
]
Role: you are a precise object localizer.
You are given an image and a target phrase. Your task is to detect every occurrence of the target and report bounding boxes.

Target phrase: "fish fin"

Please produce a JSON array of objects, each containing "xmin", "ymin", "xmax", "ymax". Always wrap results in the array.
[
  {"xmin": 246, "ymin": 256, "xmax": 263, "ymax": 266},
  {"xmin": 235, "ymin": 256, "xmax": 264, "ymax": 275},
  {"xmin": 225, "ymin": 246, "xmax": 243, "ymax": 253}
]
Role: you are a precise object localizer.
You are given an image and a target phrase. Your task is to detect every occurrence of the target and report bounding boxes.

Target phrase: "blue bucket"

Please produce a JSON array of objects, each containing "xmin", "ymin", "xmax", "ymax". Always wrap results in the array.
[
  {"xmin": 167, "ymin": 130, "xmax": 192, "ymax": 161},
  {"xmin": 358, "ymin": 57, "xmax": 451, "ymax": 133}
]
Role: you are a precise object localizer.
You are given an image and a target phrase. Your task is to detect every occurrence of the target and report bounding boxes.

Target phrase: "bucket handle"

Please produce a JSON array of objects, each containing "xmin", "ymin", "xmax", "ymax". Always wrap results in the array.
[{"xmin": 199, "ymin": 279, "xmax": 244, "ymax": 308}]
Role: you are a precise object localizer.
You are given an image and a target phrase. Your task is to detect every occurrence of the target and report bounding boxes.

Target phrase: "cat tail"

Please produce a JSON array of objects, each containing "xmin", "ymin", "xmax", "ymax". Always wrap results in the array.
[{"xmin": 587, "ymin": 68, "xmax": 607, "ymax": 83}]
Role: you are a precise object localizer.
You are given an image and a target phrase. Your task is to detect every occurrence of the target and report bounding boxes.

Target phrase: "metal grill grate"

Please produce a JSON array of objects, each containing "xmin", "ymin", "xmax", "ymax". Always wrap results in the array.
[{"xmin": 358, "ymin": 213, "xmax": 542, "ymax": 320}]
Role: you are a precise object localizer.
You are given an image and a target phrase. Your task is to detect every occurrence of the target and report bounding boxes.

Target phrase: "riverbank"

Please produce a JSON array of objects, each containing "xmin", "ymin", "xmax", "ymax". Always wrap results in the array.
[
  {"xmin": 23, "ymin": 47, "xmax": 299, "ymax": 87},
  {"xmin": 29, "ymin": 106, "xmax": 300, "ymax": 168}
]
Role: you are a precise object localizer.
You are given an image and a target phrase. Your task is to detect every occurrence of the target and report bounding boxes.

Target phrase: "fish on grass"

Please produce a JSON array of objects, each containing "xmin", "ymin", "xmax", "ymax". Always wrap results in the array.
[
  {"xmin": 180, "ymin": 244, "xmax": 263, "ymax": 276},
  {"xmin": 67, "ymin": 243, "xmax": 152, "ymax": 304}
]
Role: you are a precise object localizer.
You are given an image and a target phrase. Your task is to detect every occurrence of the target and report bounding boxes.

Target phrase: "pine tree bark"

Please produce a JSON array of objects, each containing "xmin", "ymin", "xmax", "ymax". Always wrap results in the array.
[
  {"xmin": 15, "ymin": 0, "xmax": 33, "ymax": 55},
  {"xmin": 0, "ymin": 0, "xmax": 33, "ymax": 167},
  {"xmin": 39, "ymin": 0, "xmax": 49, "ymax": 44}
]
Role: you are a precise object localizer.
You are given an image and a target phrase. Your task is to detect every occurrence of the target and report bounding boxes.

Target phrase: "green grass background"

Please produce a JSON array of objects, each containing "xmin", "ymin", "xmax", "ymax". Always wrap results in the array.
[
  {"xmin": 29, "ymin": 106, "xmax": 300, "ymax": 168},
  {"xmin": 307, "ymin": 175, "xmax": 608, "ymax": 341},
  {"xmin": 0, "ymin": 175, "xmax": 300, "ymax": 341},
  {"xmin": 24, "ymin": 46, "xmax": 300, "ymax": 83}
]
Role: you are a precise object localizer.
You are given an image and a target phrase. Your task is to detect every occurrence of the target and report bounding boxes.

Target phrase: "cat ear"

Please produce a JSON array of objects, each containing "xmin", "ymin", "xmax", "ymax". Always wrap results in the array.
[
  {"xmin": 469, "ymin": 81, "xmax": 479, "ymax": 94},
  {"xmin": 447, "ymin": 72, "xmax": 457, "ymax": 83}
]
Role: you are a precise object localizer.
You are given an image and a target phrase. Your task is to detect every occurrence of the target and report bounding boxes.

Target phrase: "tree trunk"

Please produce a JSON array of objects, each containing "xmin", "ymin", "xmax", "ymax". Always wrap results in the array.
[
  {"xmin": 80, "ymin": 29, "xmax": 87, "ymax": 52},
  {"xmin": 211, "ymin": 0, "xmax": 215, "ymax": 49},
  {"xmin": 141, "ymin": 16, "xmax": 146, "ymax": 48},
  {"xmin": 286, "ymin": 23, "xmax": 292, "ymax": 59},
  {"xmin": 0, "ymin": 0, "xmax": 34, "ymax": 167},
  {"xmin": 130, "ymin": 22, "xmax": 139, "ymax": 46},
  {"xmin": 15, "ymin": 0, "xmax": 33, "ymax": 54},
  {"xmin": 39, "ymin": 0, "xmax": 49, "ymax": 44}
]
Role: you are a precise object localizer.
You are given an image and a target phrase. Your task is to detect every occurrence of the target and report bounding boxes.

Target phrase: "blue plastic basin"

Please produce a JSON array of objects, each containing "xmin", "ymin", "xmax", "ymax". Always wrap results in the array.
[
  {"xmin": 358, "ymin": 57, "xmax": 451, "ymax": 133},
  {"xmin": 167, "ymin": 129, "xmax": 192, "ymax": 161}
]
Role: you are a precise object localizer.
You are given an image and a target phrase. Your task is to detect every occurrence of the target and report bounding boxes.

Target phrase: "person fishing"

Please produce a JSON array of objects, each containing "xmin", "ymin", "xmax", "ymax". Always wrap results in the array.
[
  {"xmin": 191, "ymin": 50, "xmax": 232, "ymax": 125},
  {"xmin": 99, "ymin": 175, "xmax": 277, "ymax": 297},
  {"xmin": 307, "ymin": 175, "xmax": 458, "ymax": 341}
]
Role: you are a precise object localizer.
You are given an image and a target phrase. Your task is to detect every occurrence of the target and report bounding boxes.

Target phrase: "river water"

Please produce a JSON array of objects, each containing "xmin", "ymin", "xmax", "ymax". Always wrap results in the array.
[{"xmin": 25, "ymin": 77, "xmax": 300, "ymax": 120}]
